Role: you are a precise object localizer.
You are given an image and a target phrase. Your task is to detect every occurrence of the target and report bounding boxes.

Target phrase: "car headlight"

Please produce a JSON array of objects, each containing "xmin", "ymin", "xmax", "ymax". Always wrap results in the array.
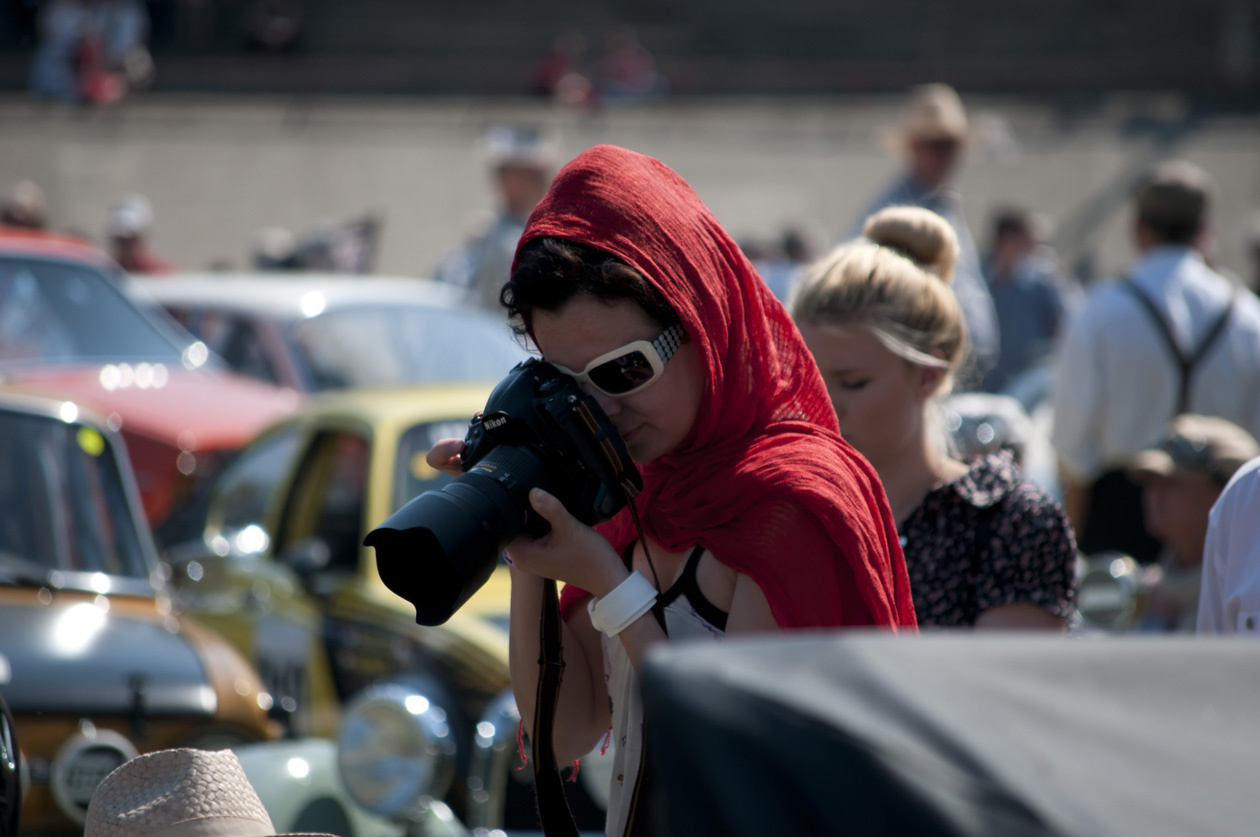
[
  {"xmin": 336, "ymin": 682, "xmax": 456, "ymax": 821},
  {"xmin": 50, "ymin": 723, "xmax": 138, "ymax": 825},
  {"xmin": 1077, "ymin": 551, "xmax": 1141, "ymax": 631}
]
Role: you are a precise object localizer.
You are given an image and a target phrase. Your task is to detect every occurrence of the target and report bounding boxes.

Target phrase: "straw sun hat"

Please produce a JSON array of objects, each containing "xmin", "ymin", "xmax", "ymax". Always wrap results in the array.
[
  {"xmin": 85, "ymin": 749, "xmax": 336, "ymax": 837},
  {"xmin": 881, "ymin": 82, "xmax": 974, "ymax": 150}
]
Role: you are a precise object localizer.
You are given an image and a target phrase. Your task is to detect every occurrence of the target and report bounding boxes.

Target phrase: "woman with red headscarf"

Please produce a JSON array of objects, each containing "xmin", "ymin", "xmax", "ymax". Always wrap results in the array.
[{"xmin": 428, "ymin": 144, "xmax": 915, "ymax": 834}]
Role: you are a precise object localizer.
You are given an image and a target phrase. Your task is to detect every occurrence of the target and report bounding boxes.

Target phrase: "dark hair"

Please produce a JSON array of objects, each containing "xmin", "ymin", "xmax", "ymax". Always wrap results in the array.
[
  {"xmin": 501, "ymin": 237, "xmax": 679, "ymax": 337},
  {"xmin": 992, "ymin": 206, "xmax": 1032, "ymax": 240},
  {"xmin": 1134, "ymin": 161, "xmax": 1211, "ymax": 246}
]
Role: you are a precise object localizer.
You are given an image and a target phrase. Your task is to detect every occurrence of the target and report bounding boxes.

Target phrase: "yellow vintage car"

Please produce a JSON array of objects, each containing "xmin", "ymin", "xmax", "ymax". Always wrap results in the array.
[
  {"xmin": 154, "ymin": 384, "xmax": 521, "ymax": 825},
  {"xmin": 0, "ymin": 389, "xmax": 277, "ymax": 835}
]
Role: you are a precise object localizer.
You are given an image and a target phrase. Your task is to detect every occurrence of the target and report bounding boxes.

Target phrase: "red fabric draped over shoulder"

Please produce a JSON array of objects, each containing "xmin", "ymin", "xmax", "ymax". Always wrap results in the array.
[{"xmin": 517, "ymin": 145, "xmax": 916, "ymax": 630}]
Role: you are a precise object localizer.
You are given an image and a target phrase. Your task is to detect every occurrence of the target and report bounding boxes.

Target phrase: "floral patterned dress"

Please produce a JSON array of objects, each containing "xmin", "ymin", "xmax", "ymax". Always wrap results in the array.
[{"xmin": 900, "ymin": 451, "xmax": 1078, "ymax": 627}]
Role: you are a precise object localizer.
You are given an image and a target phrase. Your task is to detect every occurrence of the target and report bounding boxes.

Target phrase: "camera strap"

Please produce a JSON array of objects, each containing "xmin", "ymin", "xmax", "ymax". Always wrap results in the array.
[{"xmin": 532, "ymin": 577, "xmax": 580, "ymax": 837}]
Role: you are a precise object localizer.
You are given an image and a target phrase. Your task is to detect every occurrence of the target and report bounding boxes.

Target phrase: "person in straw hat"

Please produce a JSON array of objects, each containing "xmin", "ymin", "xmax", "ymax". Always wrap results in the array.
[
  {"xmin": 0, "ymin": 180, "xmax": 48, "ymax": 230},
  {"xmin": 848, "ymin": 83, "xmax": 998, "ymax": 384},
  {"xmin": 431, "ymin": 124, "xmax": 560, "ymax": 311},
  {"xmin": 85, "ymin": 748, "xmax": 336, "ymax": 837}
]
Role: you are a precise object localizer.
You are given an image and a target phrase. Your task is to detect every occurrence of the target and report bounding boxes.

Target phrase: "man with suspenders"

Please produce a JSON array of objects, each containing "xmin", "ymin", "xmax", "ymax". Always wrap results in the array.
[{"xmin": 1053, "ymin": 160, "xmax": 1260, "ymax": 563}]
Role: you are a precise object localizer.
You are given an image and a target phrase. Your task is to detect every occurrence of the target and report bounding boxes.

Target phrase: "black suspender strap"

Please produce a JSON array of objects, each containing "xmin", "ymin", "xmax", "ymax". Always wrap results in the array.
[
  {"xmin": 1122, "ymin": 281, "xmax": 1237, "ymax": 415},
  {"xmin": 532, "ymin": 578, "xmax": 580, "ymax": 837}
]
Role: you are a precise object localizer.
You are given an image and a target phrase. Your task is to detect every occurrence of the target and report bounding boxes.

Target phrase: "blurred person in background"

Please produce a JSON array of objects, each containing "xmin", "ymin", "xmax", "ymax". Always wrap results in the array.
[
  {"xmin": 87, "ymin": 0, "xmax": 152, "ymax": 85},
  {"xmin": 241, "ymin": 0, "xmax": 305, "ymax": 52},
  {"xmin": 851, "ymin": 83, "xmax": 999, "ymax": 382},
  {"xmin": 531, "ymin": 28, "xmax": 588, "ymax": 99},
  {"xmin": 980, "ymin": 206, "xmax": 1077, "ymax": 393},
  {"xmin": 1246, "ymin": 212, "xmax": 1260, "ymax": 293},
  {"xmin": 1128, "ymin": 415, "xmax": 1259, "ymax": 632},
  {"xmin": 594, "ymin": 27, "xmax": 667, "ymax": 106},
  {"xmin": 1198, "ymin": 452, "xmax": 1260, "ymax": 636},
  {"xmin": 107, "ymin": 193, "xmax": 178, "ymax": 274},
  {"xmin": 251, "ymin": 225, "xmax": 301, "ymax": 270},
  {"xmin": 1052, "ymin": 160, "xmax": 1260, "ymax": 565},
  {"xmin": 0, "ymin": 180, "xmax": 48, "ymax": 230},
  {"xmin": 69, "ymin": 0, "xmax": 150, "ymax": 106},
  {"xmin": 29, "ymin": 0, "xmax": 85, "ymax": 102},
  {"xmin": 791, "ymin": 206, "xmax": 1077, "ymax": 630},
  {"xmin": 432, "ymin": 125, "xmax": 558, "ymax": 310},
  {"xmin": 755, "ymin": 227, "xmax": 814, "ymax": 304}
]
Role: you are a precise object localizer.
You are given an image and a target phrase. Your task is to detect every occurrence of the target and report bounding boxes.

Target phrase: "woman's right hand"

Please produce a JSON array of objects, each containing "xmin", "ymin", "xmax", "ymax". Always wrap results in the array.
[{"xmin": 426, "ymin": 438, "xmax": 466, "ymax": 478}]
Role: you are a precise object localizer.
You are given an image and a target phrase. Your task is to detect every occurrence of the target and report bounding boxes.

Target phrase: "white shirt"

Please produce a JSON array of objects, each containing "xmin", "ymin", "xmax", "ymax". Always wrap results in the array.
[
  {"xmin": 602, "ymin": 592, "xmax": 723, "ymax": 836},
  {"xmin": 1197, "ymin": 455, "xmax": 1260, "ymax": 635},
  {"xmin": 1051, "ymin": 246, "xmax": 1260, "ymax": 481}
]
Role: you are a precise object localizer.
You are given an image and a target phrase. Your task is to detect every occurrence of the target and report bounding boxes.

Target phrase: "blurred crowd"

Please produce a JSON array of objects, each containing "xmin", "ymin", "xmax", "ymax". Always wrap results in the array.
[
  {"xmin": 28, "ymin": 0, "xmax": 154, "ymax": 105},
  {"xmin": 415, "ymin": 85, "xmax": 1260, "ymax": 637},
  {"xmin": 7, "ymin": 81, "xmax": 1260, "ymax": 641},
  {"xmin": 7, "ymin": 72, "xmax": 1260, "ymax": 837}
]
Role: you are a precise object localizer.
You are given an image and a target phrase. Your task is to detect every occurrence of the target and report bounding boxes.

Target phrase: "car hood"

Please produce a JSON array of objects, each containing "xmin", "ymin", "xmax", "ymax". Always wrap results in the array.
[
  {"xmin": 0, "ymin": 365, "xmax": 300, "ymax": 450},
  {"xmin": 0, "ymin": 591, "xmax": 217, "ymax": 716}
]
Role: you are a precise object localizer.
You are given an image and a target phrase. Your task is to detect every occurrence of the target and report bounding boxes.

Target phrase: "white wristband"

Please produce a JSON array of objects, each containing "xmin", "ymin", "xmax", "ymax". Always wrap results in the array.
[{"xmin": 587, "ymin": 571, "xmax": 659, "ymax": 637}]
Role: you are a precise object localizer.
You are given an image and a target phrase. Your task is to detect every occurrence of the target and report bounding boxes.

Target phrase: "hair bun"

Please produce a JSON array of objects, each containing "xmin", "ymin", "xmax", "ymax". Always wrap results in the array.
[{"xmin": 862, "ymin": 206, "xmax": 959, "ymax": 283}]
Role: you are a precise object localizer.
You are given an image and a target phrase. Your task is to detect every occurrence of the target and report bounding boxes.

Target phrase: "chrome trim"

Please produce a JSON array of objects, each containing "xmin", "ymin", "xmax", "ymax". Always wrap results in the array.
[
  {"xmin": 49, "ymin": 723, "xmax": 138, "ymax": 824},
  {"xmin": 336, "ymin": 682, "xmax": 456, "ymax": 822},
  {"xmin": 465, "ymin": 689, "xmax": 524, "ymax": 829}
]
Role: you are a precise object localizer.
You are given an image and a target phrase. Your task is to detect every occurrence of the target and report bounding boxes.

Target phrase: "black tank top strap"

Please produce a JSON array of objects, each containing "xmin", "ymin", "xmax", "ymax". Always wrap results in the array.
[
  {"xmin": 620, "ymin": 540, "xmax": 636, "ymax": 569},
  {"xmin": 659, "ymin": 545, "xmax": 729, "ymax": 631}
]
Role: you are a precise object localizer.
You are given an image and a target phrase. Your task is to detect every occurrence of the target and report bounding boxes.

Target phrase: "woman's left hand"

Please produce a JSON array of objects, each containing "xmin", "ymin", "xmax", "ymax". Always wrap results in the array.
[{"xmin": 505, "ymin": 488, "xmax": 629, "ymax": 598}]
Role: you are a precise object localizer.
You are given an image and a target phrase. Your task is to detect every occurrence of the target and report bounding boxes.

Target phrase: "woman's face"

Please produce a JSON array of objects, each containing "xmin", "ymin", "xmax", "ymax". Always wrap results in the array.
[
  {"xmin": 532, "ymin": 295, "xmax": 705, "ymax": 464},
  {"xmin": 797, "ymin": 322, "xmax": 932, "ymax": 471}
]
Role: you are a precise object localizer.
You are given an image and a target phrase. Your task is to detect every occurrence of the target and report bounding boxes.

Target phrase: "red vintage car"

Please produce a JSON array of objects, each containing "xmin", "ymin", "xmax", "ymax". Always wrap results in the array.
[{"xmin": 0, "ymin": 229, "xmax": 299, "ymax": 525}]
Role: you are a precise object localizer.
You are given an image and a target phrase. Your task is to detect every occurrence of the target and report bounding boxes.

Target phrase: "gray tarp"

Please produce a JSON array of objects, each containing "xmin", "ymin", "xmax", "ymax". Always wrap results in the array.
[{"xmin": 640, "ymin": 634, "xmax": 1260, "ymax": 837}]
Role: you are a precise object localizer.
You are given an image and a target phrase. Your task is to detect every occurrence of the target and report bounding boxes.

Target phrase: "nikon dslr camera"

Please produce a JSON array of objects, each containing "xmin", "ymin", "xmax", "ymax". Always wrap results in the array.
[{"xmin": 365, "ymin": 358, "xmax": 641, "ymax": 625}]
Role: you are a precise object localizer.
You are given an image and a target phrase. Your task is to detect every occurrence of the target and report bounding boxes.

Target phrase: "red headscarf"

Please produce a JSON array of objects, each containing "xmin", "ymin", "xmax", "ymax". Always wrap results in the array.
[{"xmin": 518, "ymin": 145, "xmax": 916, "ymax": 630}]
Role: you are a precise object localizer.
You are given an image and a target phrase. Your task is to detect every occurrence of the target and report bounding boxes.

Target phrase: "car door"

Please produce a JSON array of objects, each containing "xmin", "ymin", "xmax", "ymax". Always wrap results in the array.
[
  {"xmin": 168, "ymin": 306, "xmax": 295, "ymax": 391},
  {"xmin": 167, "ymin": 422, "xmax": 341, "ymax": 739}
]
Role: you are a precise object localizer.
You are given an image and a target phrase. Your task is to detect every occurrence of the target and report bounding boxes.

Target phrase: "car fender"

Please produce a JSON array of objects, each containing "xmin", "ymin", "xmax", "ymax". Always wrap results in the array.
[{"xmin": 234, "ymin": 737, "xmax": 469, "ymax": 837}]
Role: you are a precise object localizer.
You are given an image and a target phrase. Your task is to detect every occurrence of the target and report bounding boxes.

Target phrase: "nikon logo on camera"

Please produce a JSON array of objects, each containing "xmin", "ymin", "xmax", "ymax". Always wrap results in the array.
[{"xmin": 485, "ymin": 416, "xmax": 508, "ymax": 430}]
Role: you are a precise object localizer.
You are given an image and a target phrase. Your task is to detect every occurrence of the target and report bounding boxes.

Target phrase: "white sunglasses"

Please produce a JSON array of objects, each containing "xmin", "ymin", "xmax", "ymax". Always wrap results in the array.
[{"xmin": 548, "ymin": 324, "xmax": 686, "ymax": 398}]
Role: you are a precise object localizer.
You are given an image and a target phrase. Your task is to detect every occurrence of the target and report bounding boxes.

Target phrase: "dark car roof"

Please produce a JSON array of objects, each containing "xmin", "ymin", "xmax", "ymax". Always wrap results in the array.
[{"xmin": 642, "ymin": 634, "xmax": 1260, "ymax": 837}]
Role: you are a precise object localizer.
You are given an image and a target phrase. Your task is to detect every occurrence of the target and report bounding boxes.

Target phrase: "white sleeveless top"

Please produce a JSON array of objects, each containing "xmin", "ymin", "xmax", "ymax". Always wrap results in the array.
[{"xmin": 601, "ymin": 546, "xmax": 726, "ymax": 836}]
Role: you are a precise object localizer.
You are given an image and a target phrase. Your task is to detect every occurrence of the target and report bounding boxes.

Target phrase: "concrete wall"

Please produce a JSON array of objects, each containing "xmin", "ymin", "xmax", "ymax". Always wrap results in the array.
[{"xmin": 2, "ymin": 93, "xmax": 1258, "ymax": 284}]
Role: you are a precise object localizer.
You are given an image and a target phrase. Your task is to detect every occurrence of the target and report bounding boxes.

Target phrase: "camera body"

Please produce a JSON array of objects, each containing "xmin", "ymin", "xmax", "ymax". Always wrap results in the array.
[
  {"xmin": 463, "ymin": 358, "xmax": 641, "ymax": 536},
  {"xmin": 367, "ymin": 359, "xmax": 641, "ymax": 625}
]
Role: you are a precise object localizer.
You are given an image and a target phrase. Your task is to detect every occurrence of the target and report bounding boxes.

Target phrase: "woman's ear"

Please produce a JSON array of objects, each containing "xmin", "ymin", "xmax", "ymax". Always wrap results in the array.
[
  {"xmin": 915, "ymin": 350, "xmax": 950, "ymax": 399},
  {"xmin": 916, "ymin": 364, "xmax": 946, "ymax": 399}
]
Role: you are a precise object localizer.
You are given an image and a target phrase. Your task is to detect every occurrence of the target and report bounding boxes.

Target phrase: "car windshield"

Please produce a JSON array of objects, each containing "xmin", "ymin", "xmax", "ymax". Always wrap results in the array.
[
  {"xmin": 392, "ymin": 418, "xmax": 474, "ymax": 511},
  {"xmin": 0, "ymin": 408, "xmax": 150, "ymax": 584},
  {"xmin": 291, "ymin": 304, "xmax": 526, "ymax": 391},
  {"xmin": 0, "ymin": 256, "xmax": 192, "ymax": 368}
]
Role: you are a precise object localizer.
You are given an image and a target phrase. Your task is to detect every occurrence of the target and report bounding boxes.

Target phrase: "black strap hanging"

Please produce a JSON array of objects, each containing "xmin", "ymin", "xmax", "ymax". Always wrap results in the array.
[
  {"xmin": 531, "ymin": 481, "xmax": 661, "ymax": 836},
  {"xmin": 532, "ymin": 577, "xmax": 580, "ymax": 837},
  {"xmin": 1122, "ymin": 280, "xmax": 1237, "ymax": 416}
]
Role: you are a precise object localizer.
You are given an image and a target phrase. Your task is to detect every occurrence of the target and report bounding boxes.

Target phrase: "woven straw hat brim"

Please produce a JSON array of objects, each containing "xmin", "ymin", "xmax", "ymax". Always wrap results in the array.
[
  {"xmin": 84, "ymin": 749, "xmax": 338, "ymax": 837},
  {"xmin": 119, "ymin": 818, "xmax": 338, "ymax": 837}
]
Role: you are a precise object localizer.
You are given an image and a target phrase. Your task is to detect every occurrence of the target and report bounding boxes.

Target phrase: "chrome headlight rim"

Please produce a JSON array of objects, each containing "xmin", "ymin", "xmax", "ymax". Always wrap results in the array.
[
  {"xmin": 50, "ymin": 724, "xmax": 139, "ymax": 825},
  {"xmin": 467, "ymin": 688, "xmax": 525, "ymax": 829},
  {"xmin": 336, "ymin": 681, "xmax": 456, "ymax": 821},
  {"xmin": 1077, "ymin": 551, "xmax": 1142, "ymax": 630}
]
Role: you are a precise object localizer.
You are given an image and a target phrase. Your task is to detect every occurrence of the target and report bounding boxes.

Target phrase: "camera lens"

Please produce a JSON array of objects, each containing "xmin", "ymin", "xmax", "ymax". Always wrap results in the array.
[{"xmin": 366, "ymin": 444, "xmax": 549, "ymax": 626}]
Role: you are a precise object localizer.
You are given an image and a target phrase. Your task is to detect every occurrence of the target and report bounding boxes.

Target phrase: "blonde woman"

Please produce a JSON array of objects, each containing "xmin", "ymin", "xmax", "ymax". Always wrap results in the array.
[{"xmin": 790, "ymin": 206, "xmax": 1076, "ymax": 629}]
